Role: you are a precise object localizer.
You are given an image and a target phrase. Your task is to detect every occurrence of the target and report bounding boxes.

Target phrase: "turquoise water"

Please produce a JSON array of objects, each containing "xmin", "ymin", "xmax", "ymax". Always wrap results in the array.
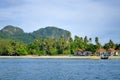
[{"xmin": 0, "ymin": 58, "xmax": 120, "ymax": 80}]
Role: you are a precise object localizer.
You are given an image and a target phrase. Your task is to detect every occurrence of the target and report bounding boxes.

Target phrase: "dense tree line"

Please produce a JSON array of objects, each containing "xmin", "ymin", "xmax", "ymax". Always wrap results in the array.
[{"xmin": 0, "ymin": 36, "xmax": 120, "ymax": 56}]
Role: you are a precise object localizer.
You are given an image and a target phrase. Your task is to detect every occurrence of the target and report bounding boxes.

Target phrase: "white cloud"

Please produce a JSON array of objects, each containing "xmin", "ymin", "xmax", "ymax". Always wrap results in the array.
[{"xmin": 0, "ymin": 0, "xmax": 120, "ymax": 43}]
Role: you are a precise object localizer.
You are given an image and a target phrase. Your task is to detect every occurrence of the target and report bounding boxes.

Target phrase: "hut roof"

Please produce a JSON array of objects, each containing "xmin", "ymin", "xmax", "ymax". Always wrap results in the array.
[
  {"xmin": 97, "ymin": 48, "xmax": 106, "ymax": 52},
  {"xmin": 108, "ymin": 48, "xmax": 116, "ymax": 52},
  {"xmin": 77, "ymin": 49, "xmax": 83, "ymax": 52},
  {"xmin": 115, "ymin": 50, "xmax": 120, "ymax": 52}
]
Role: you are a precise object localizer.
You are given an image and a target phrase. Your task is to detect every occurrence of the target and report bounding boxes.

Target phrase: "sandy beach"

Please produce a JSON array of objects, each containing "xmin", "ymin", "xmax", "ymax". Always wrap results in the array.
[
  {"xmin": 0, "ymin": 56, "xmax": 120, "ymax": 59},
  {"xmin": 0, "ymin": 56, "xmax": 90, "ymax": 59}
]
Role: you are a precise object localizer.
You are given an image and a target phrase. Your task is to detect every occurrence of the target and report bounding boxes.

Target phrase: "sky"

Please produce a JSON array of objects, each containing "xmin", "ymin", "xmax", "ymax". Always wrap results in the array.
[{"xmin": 0, "ymin": 0, "xmax": 120, "ymax": 44}]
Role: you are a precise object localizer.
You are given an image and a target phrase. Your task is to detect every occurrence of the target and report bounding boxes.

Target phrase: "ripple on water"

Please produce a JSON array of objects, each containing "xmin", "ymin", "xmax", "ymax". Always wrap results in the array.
[{"xmin": 0, "ymin": 59, "xmax": 120, "ymax": 80}]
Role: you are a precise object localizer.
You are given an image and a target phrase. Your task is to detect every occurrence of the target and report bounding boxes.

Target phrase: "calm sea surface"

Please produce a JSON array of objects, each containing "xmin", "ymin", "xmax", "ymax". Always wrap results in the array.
[{"xmin": 0, "ymin": 58, "xmax": 120, "ymax": 80}]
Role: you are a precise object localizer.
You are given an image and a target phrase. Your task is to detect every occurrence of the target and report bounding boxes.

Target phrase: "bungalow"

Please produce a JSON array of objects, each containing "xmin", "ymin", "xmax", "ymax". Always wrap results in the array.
[
  {"xmin": 83, "ymin": 51, "xmax": 92, "ymax": 56},
  {"xmin": 116, "ymin": 50, "xmax": 120, "ymax": 56},
  {"xmin": 74, "ymin": 49, "xmax": 83, "ymax": 56},
  {"xmin": 107, "ymin": 48, "xmax": 117, "ymax": 56},
  {"xmin": 96, "ymin": 48, "xmax": 106, "ymax": 56},
  {"xmin": 74, "ymin": 49, "xmax": 92, "ymax": 56}
]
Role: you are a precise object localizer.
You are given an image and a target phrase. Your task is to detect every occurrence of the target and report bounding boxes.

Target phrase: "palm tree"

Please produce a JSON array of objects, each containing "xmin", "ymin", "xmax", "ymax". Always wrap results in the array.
[{"xmin": 95, "ymin": 37, "xmax": 101, "ymax": 49}]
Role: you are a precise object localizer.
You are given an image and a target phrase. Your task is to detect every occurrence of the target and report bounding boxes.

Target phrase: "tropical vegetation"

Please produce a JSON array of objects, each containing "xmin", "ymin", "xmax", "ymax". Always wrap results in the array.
[{"xmin": 0, "ymin": 25, "xmax": 120, "ymax": 56}]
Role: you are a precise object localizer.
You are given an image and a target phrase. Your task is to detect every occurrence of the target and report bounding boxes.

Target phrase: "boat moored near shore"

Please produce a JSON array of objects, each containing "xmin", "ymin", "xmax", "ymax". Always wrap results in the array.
[{"xmin": 100, "ymin": 52, "xmax": 109, "ymax": 59}]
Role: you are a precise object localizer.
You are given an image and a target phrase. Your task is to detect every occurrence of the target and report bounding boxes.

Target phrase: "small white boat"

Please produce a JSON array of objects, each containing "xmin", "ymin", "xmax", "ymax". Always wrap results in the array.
[{"xmin": 100, "ymin": 53, "xmax": 109, "ymax": 59}]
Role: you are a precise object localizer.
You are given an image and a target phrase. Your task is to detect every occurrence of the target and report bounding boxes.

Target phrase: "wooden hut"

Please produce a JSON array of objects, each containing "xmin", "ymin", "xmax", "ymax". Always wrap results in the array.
[
  {"xmin": 96, "ymin": 48, "xmax": 106, "ymax": 56},
  {"xmin": 74, "ymin": 49, "xmax": 84, "ymax": 56},
  {"xmin": 108, "ymin": 48, "xmax": 118, "ymax": 56},
  {"xmin": 116, "ymin": 50, "xmax": 120, "ymax": 56}
]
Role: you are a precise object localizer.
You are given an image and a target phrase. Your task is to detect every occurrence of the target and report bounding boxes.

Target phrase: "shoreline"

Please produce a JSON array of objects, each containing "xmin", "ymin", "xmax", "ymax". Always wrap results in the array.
[
  {"xmin": 0, "ymin": 56, "xmax": 120, "ymax": 59},
  {"xmin": 0, "ymin": 56, "xmax": 90, "ymax": 59}
]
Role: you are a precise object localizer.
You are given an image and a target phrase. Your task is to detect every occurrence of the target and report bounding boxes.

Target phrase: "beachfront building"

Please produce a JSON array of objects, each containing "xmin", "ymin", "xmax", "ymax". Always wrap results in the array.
[
  {"xmin": 116, "ymin": 50, "xmax": 120, "ymax": 56},
  {"xmin": 107, "ymin": 48, "xmax": 118, "ymax": 56},
  {"xmin": 96, "ymin": 48, "xmax": 120, "ymax": 56},
  {"xmin": 108, "ymin": 48, "xmax": 119, "ymax": 56},
  {"xmin": 96, "ymin": 48, "xmax": 106, "ymax": 56},
  {"xmin": 74, "ymin": 49, "xmax": 83, "ymax": 56},
  {"xmin": 74, "ymin": 49, "xmax": 92, "ymax": 56},
  {"xmin": 83, "ymin": 51, "xmax": 92, "ymax": 56}
]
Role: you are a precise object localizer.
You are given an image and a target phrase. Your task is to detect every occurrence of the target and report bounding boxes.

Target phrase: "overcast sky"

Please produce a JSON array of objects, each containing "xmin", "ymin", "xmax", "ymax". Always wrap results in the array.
[{"xmin": 0, "ymin": 0, "xmax": 120, "ymax": 44}]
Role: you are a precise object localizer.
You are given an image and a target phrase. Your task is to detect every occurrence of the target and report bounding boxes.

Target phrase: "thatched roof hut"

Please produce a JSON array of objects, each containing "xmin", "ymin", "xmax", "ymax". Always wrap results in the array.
[
  {"xmin": 96, "ymin": 48, "xmax": 106, "ymax": 52},
  {"xmin": 77, "ymin": 49, "xmax": 84, "ymax": 52},
  {"xmin": 116, "ymin": 50, "xmax": 120, "ymax": 52},
  {"xmin": 74, "ymin": 49, "xmax": 84, "ymax": 56},
  {"xmin": 108, "ymin": 48, "xmax": 116, "ymax": 52}
]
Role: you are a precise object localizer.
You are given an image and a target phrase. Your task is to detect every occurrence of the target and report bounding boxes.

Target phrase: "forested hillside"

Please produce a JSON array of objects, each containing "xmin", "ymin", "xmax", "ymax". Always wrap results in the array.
[{"xmin": 0, "ymin": 25, "xmax": 71, "ymax": 43}]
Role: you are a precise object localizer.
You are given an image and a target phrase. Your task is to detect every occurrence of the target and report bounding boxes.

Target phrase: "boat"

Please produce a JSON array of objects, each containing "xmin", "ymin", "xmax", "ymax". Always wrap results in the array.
[
  {"xmin": 100, "ymin": 53, "xmax": 109, "ymax": 59},
  {"xmin": 101, "ymin": 56, "xmax": 109, "ymax": 59}
]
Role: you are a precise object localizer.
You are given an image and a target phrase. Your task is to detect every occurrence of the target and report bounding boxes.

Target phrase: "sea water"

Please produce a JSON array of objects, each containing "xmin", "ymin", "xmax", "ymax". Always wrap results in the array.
[{"xmin": 0, "ymin": 58, "xmax": 120, "ymax": 80}]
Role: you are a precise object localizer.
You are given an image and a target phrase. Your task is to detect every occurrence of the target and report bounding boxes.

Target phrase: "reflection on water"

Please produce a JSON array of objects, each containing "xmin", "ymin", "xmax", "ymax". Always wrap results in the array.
[{"xmin": 0, "ymin": 59, "xmax": 120, "ymax": 80}]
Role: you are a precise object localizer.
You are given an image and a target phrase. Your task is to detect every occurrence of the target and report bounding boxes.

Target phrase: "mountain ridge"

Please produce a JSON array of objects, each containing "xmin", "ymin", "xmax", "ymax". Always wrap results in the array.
[{"xmin": 0, "ymin": 25, "xmax": 71, "ymax": 43}]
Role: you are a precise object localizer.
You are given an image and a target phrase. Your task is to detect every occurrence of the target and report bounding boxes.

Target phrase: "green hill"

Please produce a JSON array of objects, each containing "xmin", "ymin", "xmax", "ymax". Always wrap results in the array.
[
  {"xmin": 32, "ymin": 26, "xmax": 71, "ymax": 40},
  {"xmin": 0, "ymin": 25, "xmax": 71, "ymax": 43}
]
